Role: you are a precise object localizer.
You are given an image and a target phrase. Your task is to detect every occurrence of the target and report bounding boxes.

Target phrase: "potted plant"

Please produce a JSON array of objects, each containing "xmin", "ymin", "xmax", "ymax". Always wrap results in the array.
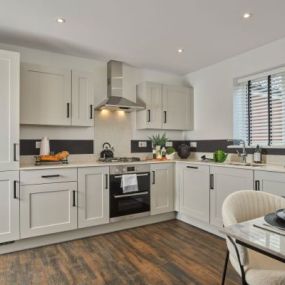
[
  {"xmin": 166, "ymin": 147, "xmax": 176, "ymax": 160},
  {"xmin": 148, "ymin": 133, "xmax": 168, "ymax": 159}
]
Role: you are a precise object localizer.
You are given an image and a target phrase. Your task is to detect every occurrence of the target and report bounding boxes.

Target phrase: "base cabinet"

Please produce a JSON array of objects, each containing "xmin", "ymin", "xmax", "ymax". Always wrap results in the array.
[
  {"xmin": 255, "ymin": 170, "xmax": 285, "ymax": 197},
  {"xmin": 0, "ymin": 171, "xmax": 19, "ymax": 243},
  {"xmin": 179, "ymin": 163, "xmax": 210, "ymax": 223},
  {"xmin": 78, "ymin": 167, "xmax": 109, "ymax": 228},
  {"xmin": 210, "ymin": 166, "xmax": 254, "ymax": 228},
  {"xmin": 151, "ymin": 163, "xmax": 174, "ymax": 215},
  {"xmin": 20, "ymin": 182, "xmax": 78, "ymax": 238}
]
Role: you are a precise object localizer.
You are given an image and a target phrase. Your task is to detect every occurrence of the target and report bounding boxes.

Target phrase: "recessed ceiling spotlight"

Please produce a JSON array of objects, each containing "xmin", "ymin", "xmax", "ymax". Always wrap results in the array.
[
  {"xmin": 56, "ymin": 17, "xmax": 66, "ymax": 24},
  {"xmin": 243, "ymin": 12, "xmax": 252, "ymax": 19},
  {"xmin": 177, "ymin": 48, "xmax": 184, "ymax": 54}
]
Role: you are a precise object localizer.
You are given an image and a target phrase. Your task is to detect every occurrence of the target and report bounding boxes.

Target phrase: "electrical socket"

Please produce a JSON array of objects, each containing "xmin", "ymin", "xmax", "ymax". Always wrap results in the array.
[
  {"xmin": 138, "ymin": 141, "xmax": 147, "ymax": 148},
  {"xmin": 165, "ymin": 141, "xmax": 173, "ymax": 147},
  {"xmin": 190, "ymin": 141, "xmax": 197, "ymax": 148},
  {"xmin": 35, "ymin": 141, "xmax": 41, "ymax": 149}
]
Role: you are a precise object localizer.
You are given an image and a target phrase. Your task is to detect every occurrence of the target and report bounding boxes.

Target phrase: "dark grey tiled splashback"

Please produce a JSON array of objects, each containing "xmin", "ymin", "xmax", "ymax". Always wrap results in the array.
[
  {"xmin": 131, "ymin": 139, "xmax": 285, "ymax": 155},
  {"xmin": 20, "ymin": 140, "xmax": 94, "ymax": 155}
]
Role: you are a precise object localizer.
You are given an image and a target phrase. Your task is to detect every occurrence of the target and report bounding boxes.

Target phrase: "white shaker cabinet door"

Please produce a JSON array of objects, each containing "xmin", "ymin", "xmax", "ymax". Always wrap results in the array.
[
  {"xmin": 21, "ymin": 63, "xmax": 71, "ymax": 126},
  {"xmin": 210, "ymin": 166, "xmax": 254, "ymax": 228},
  {"xmin": 151, "ymin": 163, "xmax": 174, "ymax": 215},
  {"xmin": 78, "ymin": 167, "xmax": 109, "ymax": 228},
  {"xmin": 0, "ymin": 50, "xmax": 19, "ymax": 171},
  {"xmin": 255, "ymin": 170, "xmax": 285, "ymax": 197},
  {"xmin": 20, "ymin": 182, "xmax": 77, "ymax": 238},
  {"xmin": 71, "ymin": 71, "xmax": 94, "ymax": 127},
  {"xmin": 179, "ymin": 163, "xmax": 210, "ymax": 223},
  {"xmin": 0, "ymin": 171, "xmax": 19, "ymax": 243}
]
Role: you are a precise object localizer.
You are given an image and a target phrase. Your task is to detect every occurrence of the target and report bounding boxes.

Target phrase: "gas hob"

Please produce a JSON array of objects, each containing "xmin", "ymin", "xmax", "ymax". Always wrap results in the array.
[{"xmin": 99, "ymin": 157, "xmax": 141, "ymax": 163}]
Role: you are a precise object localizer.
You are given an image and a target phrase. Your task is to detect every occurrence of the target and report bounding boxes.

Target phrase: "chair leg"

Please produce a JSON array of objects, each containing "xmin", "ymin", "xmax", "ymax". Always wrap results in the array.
[{"xmin": 221, "ymin": 250, "xmax": 229, "ymax": 285}]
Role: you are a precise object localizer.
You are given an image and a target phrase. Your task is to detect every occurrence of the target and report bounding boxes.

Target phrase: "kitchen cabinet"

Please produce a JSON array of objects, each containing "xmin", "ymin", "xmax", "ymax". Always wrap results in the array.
[
  {"xmin": 179, "ymin": 163, "xmax": 210, "ymax": 223},
  {"xmin": 151, "ymin": 163, "xmax": 174, "ymax": 215},
  {"xmin": 0, "ymin": 49, "xmax": 19, "ymax": 171},
  {"xmin": 71, "ymin": 70, "xmax": 94, "ymax": 127},
  {"xmin": 21, "ymin": 63, "xmax": 72, "ymax": 126},
  {"xmin": 162, "ymin": 85, "xmax": 193, "ymax": 130},
  {"xmin": 78, "ymin": 167, "xmax": 109, "ymax": 228},
  {"xmin": 210, "ymin": 166, "xmax": 254, "ymax": 228},
  {"xmin": 136, "ymin": 82, "xmax": 193, "ymax": 130},
  {"xmin": 0, "ymin": 171, "xmax": 19, "ymax": 243},
  {"xmin": 20, "ymin": 182, "xmax": 78, "ymax": 238},
  {"xmin": 136, "ymin": 82, "xmax": 162, "ymax": 129},
  {"xmin": 255, "ymin": 170, "xmax": 285, "ymax": 197}
]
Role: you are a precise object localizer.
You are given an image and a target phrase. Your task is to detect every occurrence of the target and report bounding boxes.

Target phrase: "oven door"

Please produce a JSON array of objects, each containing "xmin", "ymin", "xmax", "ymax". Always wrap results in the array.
[{"xmin": 110, "ymin": 172, "xmax": 150, "ymax": 220}]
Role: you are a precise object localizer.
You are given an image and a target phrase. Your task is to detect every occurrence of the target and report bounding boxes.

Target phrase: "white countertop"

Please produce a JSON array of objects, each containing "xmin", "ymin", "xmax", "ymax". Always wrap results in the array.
[{"xmin": 20, "ymin": 158, "xmax": 285, "ymax": 173}]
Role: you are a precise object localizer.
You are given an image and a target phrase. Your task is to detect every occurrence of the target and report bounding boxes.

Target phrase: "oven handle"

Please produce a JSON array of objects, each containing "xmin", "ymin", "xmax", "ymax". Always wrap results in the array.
[
  {"xmin": 113, "ymin": 191, "xmax": 149, "ymax": 199},
  {"xmin": 113, "ymin": 173, "xmax": 149, "ymax": 179}
]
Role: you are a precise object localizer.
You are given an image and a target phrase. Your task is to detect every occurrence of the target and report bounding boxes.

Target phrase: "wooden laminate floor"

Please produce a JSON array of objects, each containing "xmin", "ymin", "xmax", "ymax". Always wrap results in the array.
[{"xmin": 0, "ymin": 220, "xmax": 240, "ymax": 285}]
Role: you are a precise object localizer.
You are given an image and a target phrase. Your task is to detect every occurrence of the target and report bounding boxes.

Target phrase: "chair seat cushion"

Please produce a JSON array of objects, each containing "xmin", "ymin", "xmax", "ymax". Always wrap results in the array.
[{"xmin": 246, "ymin": 269, "xmax": 285, "ymax": 285}]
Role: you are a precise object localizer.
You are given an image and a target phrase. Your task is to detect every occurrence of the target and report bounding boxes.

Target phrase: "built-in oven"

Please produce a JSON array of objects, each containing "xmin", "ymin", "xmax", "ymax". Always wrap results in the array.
[{"xmin": 109, "ymin": 164, "xmax": 150, "ymax": 222}]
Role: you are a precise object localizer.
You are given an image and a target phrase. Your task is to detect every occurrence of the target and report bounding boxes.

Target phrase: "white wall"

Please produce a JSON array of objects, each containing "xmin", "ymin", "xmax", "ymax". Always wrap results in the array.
[
  {"xmin": 184, "ymin": 36, "xmax": 285, "ymax": 140},
  {"xmin": 0, "ymin": 43, "xmax": 186, "ymax": 156}
]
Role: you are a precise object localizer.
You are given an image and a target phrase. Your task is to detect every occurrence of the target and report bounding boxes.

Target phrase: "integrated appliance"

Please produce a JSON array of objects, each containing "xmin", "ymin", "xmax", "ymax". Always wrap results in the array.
[
  {"xmin": 109, "ymin": 164, "xmax": 150, "ymax": 222},
  {"xmin": 95, "ymin": 60, "xmax": 145, "ymax": 112}
]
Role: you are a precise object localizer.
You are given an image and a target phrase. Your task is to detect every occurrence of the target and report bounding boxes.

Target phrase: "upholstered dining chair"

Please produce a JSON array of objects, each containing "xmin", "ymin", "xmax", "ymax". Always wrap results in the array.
[{"xmin": 222, "ymin": 190, "xmax": 285, "ymax": 285}]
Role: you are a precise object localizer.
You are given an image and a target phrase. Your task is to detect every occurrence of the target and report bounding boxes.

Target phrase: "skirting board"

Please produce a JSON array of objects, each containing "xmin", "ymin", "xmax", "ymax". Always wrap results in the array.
[
  {"xmin": 177, "ymin": 212, "xmax": 224, "ymax": 238},
  {"xmin": 0, "ymin": 212, "xmax": 175, "ymax": 255}
]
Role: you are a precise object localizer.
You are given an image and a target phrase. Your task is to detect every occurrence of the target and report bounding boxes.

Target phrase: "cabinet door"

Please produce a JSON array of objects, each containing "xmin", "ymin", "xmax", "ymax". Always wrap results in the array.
[
  {"xmin": 20, "ymin": 182, "xmax": 77, "ymax": 238},
  {"xmin": 21, "ymin": 64, "xmax": 71, "ymax": 126},
  {"xmin": 71, "ymin": 71, "xmax": 94, "ymax": 127},
  {"xmin": 78, "ymin": 167, "xmax": 109, "ymax": 228},
  {"xmin": 255, "ymin": 170, "xmax": 285, "ymax": 197},
  {"xmin": 136, "ymin": 82, "xmax": 162, "ymax": 129},
  {"xmin": 210, "ymin": 167, "xmax": 254, "ymax": 228},
  {"xmin": 151, "ymin": 163, "xmax": 174, "ymax": 215},
  {"xmin": 162, "ymin": 85, "xmax": 193, "ymax": 130},
  {"xmin": 0, "ymin": 171, "xmax": 19, "ymax": 243},
  {"xmin": 180, "ymin": 164, "xmax": 210, "ymax": 223},
  {"xmin": 0, "ymin": 50, "xmax": 19, "ymax": 171}
]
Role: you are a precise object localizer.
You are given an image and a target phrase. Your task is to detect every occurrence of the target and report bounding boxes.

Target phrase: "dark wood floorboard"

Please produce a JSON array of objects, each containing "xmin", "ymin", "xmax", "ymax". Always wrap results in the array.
[{"xmin": 0, "ymin": 220, "xmax": 240, "ymax": 285}]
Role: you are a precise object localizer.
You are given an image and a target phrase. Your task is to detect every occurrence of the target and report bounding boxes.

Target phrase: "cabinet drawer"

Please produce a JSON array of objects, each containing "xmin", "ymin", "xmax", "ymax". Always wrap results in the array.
[{"xmin": 20, "ymin": 168, "xmax": 77, "ymax": 185}]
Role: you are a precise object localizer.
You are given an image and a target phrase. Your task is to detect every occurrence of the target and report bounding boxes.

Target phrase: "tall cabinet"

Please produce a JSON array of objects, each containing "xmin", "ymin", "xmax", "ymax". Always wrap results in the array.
[{"xmin": 0, "ymin": 49, "xmax": 20, "ymax": 243}]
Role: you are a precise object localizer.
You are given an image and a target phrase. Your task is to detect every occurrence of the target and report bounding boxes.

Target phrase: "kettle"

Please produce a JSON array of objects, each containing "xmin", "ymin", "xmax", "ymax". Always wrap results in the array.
[
  {"xmin": 100, "ymin": 142, "xmax": 114, "ymax": 159},
  {"xmin": 213, "ymin": 149, "xmax": 228, "ymax": 163}
]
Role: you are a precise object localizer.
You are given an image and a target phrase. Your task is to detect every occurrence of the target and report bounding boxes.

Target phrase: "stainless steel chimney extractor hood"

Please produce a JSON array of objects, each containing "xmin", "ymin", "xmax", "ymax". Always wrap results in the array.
[{"xmin": 95, "ymin": 60, "xmax": 145, "ymax": 112}]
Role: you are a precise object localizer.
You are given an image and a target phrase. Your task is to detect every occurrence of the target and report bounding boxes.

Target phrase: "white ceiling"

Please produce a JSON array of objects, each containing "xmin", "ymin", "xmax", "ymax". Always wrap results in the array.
[{"xmin": 1, "ymin": 0, "xmax": 285, "ymax": 74}]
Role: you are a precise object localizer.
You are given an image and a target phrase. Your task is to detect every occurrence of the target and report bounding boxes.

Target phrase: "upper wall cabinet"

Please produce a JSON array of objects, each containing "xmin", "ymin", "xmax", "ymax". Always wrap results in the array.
[
  {"xmin": 0, "ymin": 49, "xmax": 19, "ymax": 171},
  {"xmin": 20, "ymin": 64, "xmax": 95, "ymax": 127},
  {"xmin": 136, "ymin": 82, "xmax": 193, "ymax": 130},
  {"xmin": 71, "ymin": 71, "xmax": 94, "ymax": 127}
]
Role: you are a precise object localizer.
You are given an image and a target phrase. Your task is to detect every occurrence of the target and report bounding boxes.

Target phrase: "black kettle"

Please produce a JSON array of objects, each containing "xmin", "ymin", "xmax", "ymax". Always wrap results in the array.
[{"xmin": 100, "ymin": 142, "xmax": 114, "ymax": 159}]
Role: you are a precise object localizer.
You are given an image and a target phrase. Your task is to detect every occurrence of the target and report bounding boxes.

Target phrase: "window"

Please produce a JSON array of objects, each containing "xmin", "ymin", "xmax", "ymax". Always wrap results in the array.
[{"xmin": 234, "ymin": 69, "xmax": 285, "ymax": 146}]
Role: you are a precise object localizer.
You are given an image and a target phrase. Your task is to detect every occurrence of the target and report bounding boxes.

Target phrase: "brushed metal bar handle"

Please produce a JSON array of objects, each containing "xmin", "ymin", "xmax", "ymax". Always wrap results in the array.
[
  {"xmin": 152, "ymin": 171, "xmax": 155, "ymax": 185},
  {"xmin": 41, "ymin": 175, "xmax": 61, "ymax": 178},
  {"xmin": 147, "ymin": 110, "xmax": 151, "ymax": 122},
  {"xmin": 13, "ymin": 181, "xmax": 18, "ymax": 199},
  {"xmin": 187, "ymin": 166, "xmax": 198, "ymax": 169},
  {"xmin": 114, "ymin": 173, "xmax": 149, "ymax": 179},
  {"xmin": 164, "ymin": 111, "xmax": 167, "ymax": 124},
  {"xmin": 67, "ymin": 103, "xmax": 70, "ymax": 118},
  {"xmin": 255, "ymin": 180, "xmax": 260, "ymax": 191},
  {"xmin": 210, "ymin": 174, "xmax": 214, "ymax": 190},
  {"xmin": 90, "ymin": 105, "xmax": 93, "ymax": 119},
  {"xmin": 13, "ymin": 143, "xmax": 19, "ymax": 162},
  {"xmin": 114, "ymin": 191, "xmax": 149, "ymax": 199},
  {"xmin": 72, "ymin": 190, "xmax": 76, "ymax": 207},
  {"xmin": 105, "ymin": 174, "xmax": 109, "ymax": 189}
]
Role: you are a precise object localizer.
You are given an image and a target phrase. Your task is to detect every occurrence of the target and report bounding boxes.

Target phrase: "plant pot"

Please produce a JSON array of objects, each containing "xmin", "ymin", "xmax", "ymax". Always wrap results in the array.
[{"xmin": 166, "ymin": 152, "xmax": 176, "ymax": 160}]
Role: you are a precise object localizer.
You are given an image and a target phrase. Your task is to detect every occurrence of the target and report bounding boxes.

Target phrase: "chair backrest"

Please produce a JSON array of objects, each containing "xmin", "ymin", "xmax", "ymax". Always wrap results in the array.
[{"xmin": 222, "ymin": 190, "xmax": 285, "ymax": 275}]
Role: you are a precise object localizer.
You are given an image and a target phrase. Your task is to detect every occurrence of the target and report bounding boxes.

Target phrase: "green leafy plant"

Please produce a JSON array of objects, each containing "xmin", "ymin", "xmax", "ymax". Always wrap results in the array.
[
  {"xmin": 148, "ymin": 133, "xmax": 168, "ymax": 147},
  {"xmin": 166, "ymin": 147, "xmax": 176, "ymax": 155}
]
